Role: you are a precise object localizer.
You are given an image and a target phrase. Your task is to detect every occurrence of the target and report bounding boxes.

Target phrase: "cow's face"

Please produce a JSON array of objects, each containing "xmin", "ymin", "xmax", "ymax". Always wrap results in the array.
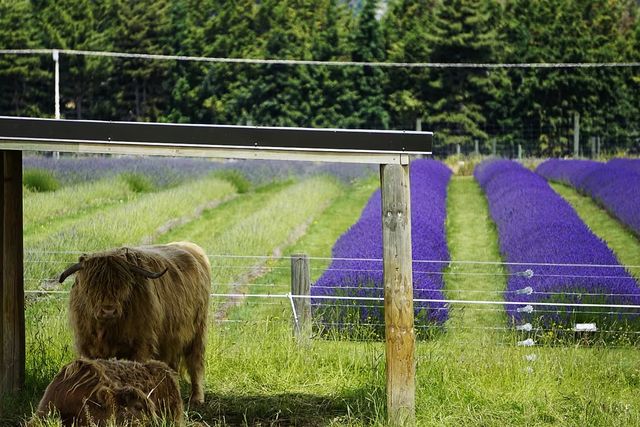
[
  {"xmin": 78, "ymin": 385, "xmax": 156, "ymax": 426},
  {"xmin": 113, "ymin": 386, "xmax": 157, "ymax": 424},
  {"xmin": 74, "ymin": 255, "xmax": 137, "ymax": 322}
]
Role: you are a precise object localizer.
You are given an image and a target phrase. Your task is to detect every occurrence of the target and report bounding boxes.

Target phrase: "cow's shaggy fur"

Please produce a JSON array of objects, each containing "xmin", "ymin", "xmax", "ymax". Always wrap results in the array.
[
  {"xmin": 29, "ymin": 358, "xmax": 183, "ymax": 426},
  {"xmin": 64, "ymin": 242, "xmax": 210, "ymax": 403}
]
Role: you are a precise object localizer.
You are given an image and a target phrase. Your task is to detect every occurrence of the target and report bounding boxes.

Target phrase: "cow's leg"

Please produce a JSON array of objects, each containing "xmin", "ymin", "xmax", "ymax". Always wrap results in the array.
[
  {"xmin": 185, "ymin": 330, "xmax": 205, "ymax": 404},
  {"xmin": 130, "ymin": 340, "xmax": 156, "ymax": 362}
]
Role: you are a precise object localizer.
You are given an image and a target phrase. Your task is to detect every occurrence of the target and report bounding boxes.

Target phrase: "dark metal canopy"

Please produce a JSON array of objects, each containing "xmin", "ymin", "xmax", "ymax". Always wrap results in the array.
[{"xmin": 0, "ymin": 117, "xmax": 432, "ymax": 164}]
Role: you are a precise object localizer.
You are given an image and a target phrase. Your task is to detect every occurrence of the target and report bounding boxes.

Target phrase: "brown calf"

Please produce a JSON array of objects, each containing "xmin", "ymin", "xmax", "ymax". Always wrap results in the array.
[{"xmin": 29, "ymin": 358, "xmax": 184, "ymax": 426}]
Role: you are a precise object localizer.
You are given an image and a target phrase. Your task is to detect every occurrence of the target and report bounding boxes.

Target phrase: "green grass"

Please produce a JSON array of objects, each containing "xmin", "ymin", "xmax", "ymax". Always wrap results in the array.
[
  {"xmin": 23, "ymin": 176, "xmax": 138, "ymax": 236},
  {"xmin": 8, "ymin": 172, "xmax": 640, "ymax": 427},
  {"xmin": 160, "ymin": 176, "xmax": 344, "ymax": 300},
  {"xmin": 443, "ymin": 176, "xmax": 507, "ymax": 342},
  {"xmin": 550, "ymin": 182, "xmax": 640, "ymax": 280},
  {"xmin": 23, "ymin": 174, "xmax": 236, "ymax": 291},
  {"xmin": 23, "ymin": 169, "xmax": 60, "ymax": 192}
]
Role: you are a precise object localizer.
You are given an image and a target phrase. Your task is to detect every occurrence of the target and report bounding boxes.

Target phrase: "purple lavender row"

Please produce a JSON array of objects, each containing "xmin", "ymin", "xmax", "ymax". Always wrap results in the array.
[
  {"xmin": 536, "ymin": 159, "xmax": 640, "ymax": 237},
  {"xmin": 311, "ymin": 159, "xmax": 452, "ymax": 335},
  {"xmin": 24, "ymin": 155, "xmax": 376, "ymax": 187},
  {"xmin": 475, "ymin": 159, "xmax": 640, "ymax": 327},
  {"xmin": 608, "ymin": 158, "xmax": 640, "ymax": 174}
]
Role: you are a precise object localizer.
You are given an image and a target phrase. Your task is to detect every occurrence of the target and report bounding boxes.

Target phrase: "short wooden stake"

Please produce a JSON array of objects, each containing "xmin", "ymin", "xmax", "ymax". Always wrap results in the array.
[
  {"xmin": 1, "ymin": 150, "xmax": 25, "ymax": 394},
  {"xmin": 380, "ymin": 163, "xmax": 415, "ymax": 426},
  {"xmin": 291, "ymin": 253, "xmax": 311, "ymax": 341}
]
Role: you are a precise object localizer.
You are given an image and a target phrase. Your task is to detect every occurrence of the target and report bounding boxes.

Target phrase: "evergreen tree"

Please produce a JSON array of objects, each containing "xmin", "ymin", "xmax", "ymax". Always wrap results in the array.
[
  {"xmin": 504, "ymin": 0, "xmax": 638, "ymax": 155},
  {"xmin": 346, "ymin": 0, "xmax": 389, "ymax": 129},
  {"xmin": 383, "ymin": 0, "xmax": 436, "ymax": 130},
  {"xmin": 306, "ymin": 0, "xmax": 356, "ymax": 128},
  {"xmin": 199, "ymin": 0, "xmax": 260, "ymax": 124},
  {"xmin": 0, "ymin": 0, "xmax": 48, "ymax": 116},
  {"xmin": 105, "ymin": 0, "xmax": 173, "ymax": 121},
  {"xmin": 425, "ymin": 0, "xmax": 507, "ymax": 150},
  {"xmin": 32, "ymin": 0, "xmax": 113, "ymax": 119},
  {"xmin": 164, "ymin": 0, "xmax": 210, "ymax": 122}
]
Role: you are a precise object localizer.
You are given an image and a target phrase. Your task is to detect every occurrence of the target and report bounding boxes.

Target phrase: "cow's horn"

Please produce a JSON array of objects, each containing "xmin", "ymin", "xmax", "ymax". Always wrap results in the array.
[
  {"xmin": 59, "ymin": 262, "xmax": 84, "ymax": 283},
  {"xmin": 128, "ymin": 264, "xmax": 168, "ymax": 279}
]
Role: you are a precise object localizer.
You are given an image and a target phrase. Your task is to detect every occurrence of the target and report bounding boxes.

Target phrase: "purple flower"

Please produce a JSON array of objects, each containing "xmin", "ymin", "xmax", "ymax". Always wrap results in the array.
[
  {"xmin": 537, "ymin": 159, "xmax": 640, "ymax": 237},
  {"xmin": 312, "ymin": 159, "xmax": 452, "ymax": 337},
  {"xmin": 476, "ymin": 159, "xmax": 640, "ymax": 328},
  {"xmin": 608, "ymin": 158, "xmax": 640, "ymax": 174}
]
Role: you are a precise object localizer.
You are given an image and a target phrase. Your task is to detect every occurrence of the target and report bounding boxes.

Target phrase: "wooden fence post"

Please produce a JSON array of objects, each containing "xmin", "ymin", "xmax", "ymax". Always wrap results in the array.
[
  {"xmin": 380, "ymin": 163, "xmax": 415, "ymax": 426},
  {"xmin": 1, "ymin": 150, "xmax": 25, "ymax": 394},
  {"xmin": 291, "ymin": 253, "xmax": 311, "ymax": 341}
]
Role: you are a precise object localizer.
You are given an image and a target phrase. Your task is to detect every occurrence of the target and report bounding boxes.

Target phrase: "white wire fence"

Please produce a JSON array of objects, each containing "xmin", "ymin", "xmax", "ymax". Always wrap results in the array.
[
  {"xmin": 3, "ymin": 48, "xmax": 640, "ymax": 69},
  {"xmin": 21, "ymin": 250, "xmax": 640, "ymax": 348}
]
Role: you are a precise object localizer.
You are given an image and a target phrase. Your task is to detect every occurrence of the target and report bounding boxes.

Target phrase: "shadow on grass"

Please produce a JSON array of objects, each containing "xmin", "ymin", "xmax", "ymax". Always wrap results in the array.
[{"xmin": 189, "ymin": 388, "xmax": 383, "ymax": 426}]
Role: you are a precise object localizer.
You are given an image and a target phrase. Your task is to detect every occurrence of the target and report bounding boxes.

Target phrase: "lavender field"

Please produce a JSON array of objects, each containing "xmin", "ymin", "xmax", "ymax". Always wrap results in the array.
[
  {"xmin": 476, "ymin": 159, "xmax": 640, "ymax": 335},
  {"xmin": 311, "ymin": 159, "xmax": 452, "ymax": 338},
  {"xmin": 24, "ymin": 155, "xmax": 376, "ymax": 187},
  {"xmin": 537, "ymin": 159, "xmax": 640, "ymax": 237}
]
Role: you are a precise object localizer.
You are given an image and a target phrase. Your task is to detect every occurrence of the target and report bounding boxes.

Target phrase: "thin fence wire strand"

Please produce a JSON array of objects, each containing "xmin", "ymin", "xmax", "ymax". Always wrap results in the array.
[
  {"xmin": 2, "ymin": 49, "xmax": 640, "ymax": 69},
  {"xmin": 23, "ymin": 250, "xmax": 640, "ymax": 270}
]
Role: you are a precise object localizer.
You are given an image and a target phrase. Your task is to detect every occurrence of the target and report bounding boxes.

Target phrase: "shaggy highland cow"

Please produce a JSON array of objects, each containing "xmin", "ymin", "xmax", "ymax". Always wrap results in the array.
[
  {"xmin": 29, "ymin": 358, "xmax": 183, "ymax": 426},
  {"xmin": 59, "ymin": 242, "xmax": 210, "ymax": 403}
]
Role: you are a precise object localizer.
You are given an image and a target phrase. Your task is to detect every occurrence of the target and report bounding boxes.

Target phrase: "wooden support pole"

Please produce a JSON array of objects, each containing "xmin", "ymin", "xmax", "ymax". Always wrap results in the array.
[
  {"xmin": 0, "ymin": 152, "xmax": 3, "ymax": 394},
  {"xmin": 1, "ymin": 150, "xmax": 25, "ymax": 394},
  {"xmin": 380, "ymin": 163, "xmax": 415, "ymax": 426},
  {"xmin": 291, "ymin": 254, "xmax": 311, "ymax": 341}
]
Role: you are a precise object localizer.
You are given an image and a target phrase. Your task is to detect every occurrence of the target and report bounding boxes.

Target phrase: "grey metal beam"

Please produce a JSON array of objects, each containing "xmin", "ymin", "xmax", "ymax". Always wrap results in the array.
[{"xmin": 0, "ymin": 117, "xmax": 432, "ymax": 164}]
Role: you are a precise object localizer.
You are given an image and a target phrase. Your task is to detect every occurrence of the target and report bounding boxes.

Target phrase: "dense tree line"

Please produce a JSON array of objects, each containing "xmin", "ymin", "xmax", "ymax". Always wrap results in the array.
[{"xmin": 1, "ymin": 0, "xmax": 639, "ymax": 155}]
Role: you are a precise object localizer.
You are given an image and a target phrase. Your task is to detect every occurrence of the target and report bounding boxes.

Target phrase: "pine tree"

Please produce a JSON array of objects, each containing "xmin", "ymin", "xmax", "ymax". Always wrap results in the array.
[
  {"xmin": 305, "ymin": 0, "xmax": 355, "ymax": 128},
  {"xmin": 198, "ymin": 0, "xmax": 260, "ymax": 124},
  {"xmin": 105, "ymin": 0, "xmax": 173, "ymax": 121},
  {"xmin": 383, "ymin": 0, "xmax": 436, "ymax": 130},
  {"xmin": 164, "ymin": 0, "xmax": 210, "ymax": 123},
  {"xmin": 0, "ymin": 0, "xmax": 48, "ymax": 116},
  {"xmin": 346, "ymin": 0, "xmax": 389, "ymax": 129},
  {"xmin": 32, "ymin": 0, "xmax": 113, "ymax": 119},
  {"xmin": 425, "ymin": 0, "xmax": 507, "ymax": 150},
  {"xmin": 504, "ymin": 0, "xmax": 639, "ymax": 155}
]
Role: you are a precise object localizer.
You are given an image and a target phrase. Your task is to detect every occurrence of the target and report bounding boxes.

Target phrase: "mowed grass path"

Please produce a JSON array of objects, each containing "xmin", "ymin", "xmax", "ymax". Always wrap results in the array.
[
  {"xmin": 551, "ymin": 182, "xmax": 640, "ymax": 280},
  {"xmin": 442, "ymin": 176, "xmax": 507, "ymax": 342}
]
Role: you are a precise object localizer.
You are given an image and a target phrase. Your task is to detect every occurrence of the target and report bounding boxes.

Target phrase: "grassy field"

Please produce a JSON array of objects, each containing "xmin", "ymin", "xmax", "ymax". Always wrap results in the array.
[{"xmin": 4, "ymin": 164, "xmax": 640, "ymax": 426}]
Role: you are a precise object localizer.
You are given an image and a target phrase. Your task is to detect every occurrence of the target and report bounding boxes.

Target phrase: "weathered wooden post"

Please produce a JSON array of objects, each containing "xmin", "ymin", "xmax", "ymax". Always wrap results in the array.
[
  {"xmin": 380, "ymin": 162, "xmax": 415, "ymax": 426},
  {"xmin": 291, "ymin": 253, "xmax": 311, "ymax": 341},
  {"xmin": 1, "ymin": 150, "xmax": 25, "ymax": 394}
]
